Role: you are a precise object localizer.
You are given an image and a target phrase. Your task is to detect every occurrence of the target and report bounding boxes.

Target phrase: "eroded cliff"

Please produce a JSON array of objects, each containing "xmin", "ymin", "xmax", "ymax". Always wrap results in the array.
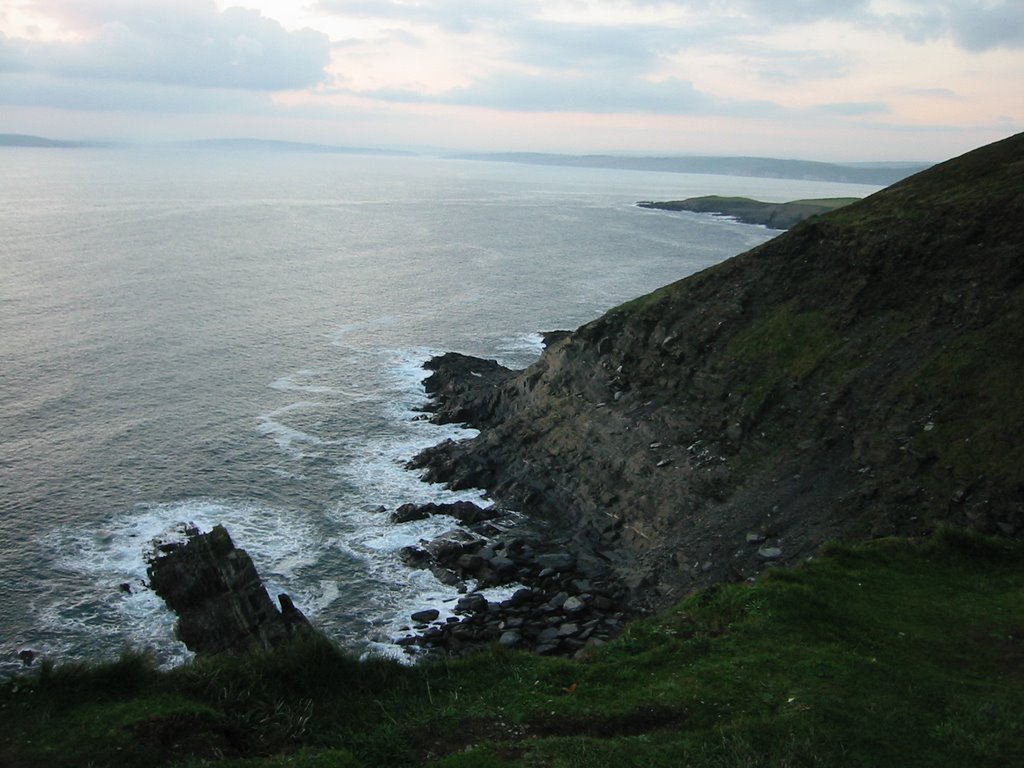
[{"xmin": 416, "ymin": 133, "xmax": 1024, "ymax": 609}]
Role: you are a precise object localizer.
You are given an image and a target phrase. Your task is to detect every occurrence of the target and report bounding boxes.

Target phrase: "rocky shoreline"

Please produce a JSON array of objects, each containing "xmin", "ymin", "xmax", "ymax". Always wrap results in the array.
[{"xmin": 388, "ymin": 500, "xmax": 632, "ymax": 657}]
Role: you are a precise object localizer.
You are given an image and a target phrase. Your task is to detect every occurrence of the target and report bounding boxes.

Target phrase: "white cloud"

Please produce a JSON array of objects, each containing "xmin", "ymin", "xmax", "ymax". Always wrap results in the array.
[
  {"xmin": 315, "ymin": 0, "xmax": 533, "ymax": 33},
  {"xmin": 880, "ymin": 0, "xmax": 1024, "ymax": 51},
  {"xmin": 359, "ymin": 70, "xmax": 716, "ymax": 114},
  {"xmin": 0, "ymin": 70, "xmax": 275, "ymax": 111},
  {"xmin": 0, "ymin": 0, "xmax": 1018, "ymax": 157},
  {"xmin": 813, "ymin": 100, "xmax": 890, "ymax": 116},
  {"xmin": 5, "ymin": 1, "xmax": 331, "ymax": 91}
]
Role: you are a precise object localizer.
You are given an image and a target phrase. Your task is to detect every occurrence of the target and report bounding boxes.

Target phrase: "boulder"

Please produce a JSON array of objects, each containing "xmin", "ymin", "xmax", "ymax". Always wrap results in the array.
[{"xmin": 411, "ymin": 609, "xmax": 441, "ymax": 624}]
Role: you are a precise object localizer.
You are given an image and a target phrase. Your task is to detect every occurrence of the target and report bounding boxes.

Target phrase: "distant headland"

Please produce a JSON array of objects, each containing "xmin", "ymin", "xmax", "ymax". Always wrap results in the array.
[{"xmin": 637, "ymin": 195, "xmax": 860, "ymax": 229}]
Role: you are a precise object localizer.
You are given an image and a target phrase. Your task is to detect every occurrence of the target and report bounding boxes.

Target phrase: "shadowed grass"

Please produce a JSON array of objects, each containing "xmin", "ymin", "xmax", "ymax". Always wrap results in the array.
[{"xmin": 3, "ymin": 529, "xmax": 1022, "ymax": 767}]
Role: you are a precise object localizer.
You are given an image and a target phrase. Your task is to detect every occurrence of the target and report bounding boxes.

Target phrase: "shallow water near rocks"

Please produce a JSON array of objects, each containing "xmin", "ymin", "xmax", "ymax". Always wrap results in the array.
[{"xmin": 0, "ymin": 147, "xmax": 878, "ymax": 673}]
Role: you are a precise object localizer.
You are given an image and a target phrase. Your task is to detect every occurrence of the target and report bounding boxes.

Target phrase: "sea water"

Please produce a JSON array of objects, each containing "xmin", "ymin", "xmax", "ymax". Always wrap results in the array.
[{"xmin": 0, "ymin": 147, "xmax": 879, "ymax": 673}]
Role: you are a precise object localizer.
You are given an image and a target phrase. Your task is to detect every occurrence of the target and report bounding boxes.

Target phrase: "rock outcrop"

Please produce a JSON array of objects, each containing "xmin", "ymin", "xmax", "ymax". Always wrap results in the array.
[
  {"xmin": 148, "ymin": 525, "xmax": 315, "ymax": 655},
  {"xmin": 414, "ymin": 133, "xmax": 1024, "ymax": 612}
]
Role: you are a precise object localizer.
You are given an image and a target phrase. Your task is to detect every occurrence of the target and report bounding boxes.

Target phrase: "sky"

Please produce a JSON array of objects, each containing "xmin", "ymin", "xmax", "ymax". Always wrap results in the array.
[{"xmin": 0, "ymin": 0, "xmax": 1022, "ymax": 161}]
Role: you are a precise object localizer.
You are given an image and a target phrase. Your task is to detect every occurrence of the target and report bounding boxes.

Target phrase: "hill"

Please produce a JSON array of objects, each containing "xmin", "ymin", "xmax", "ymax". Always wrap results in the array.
[
  {"xmin": 418, "ymin": 132, "xmax": 1024, "ymax": 609},
  {"xmin": 451, "ymin": 151, "xmax": 929, "ymax": 185},
  {"xmin": 0, "ymin": 133, "xmax": 99, "ymax": 148}
]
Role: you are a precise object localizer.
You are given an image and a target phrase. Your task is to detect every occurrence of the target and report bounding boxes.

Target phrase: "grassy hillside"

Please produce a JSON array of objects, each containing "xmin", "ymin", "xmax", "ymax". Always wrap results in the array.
[{"xmin": 3, "ymin": 529, "xmax": 1023, "ymax": 767}]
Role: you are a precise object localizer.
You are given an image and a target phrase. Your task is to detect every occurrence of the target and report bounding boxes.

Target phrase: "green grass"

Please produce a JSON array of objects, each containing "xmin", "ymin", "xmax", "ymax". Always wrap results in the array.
[
  {"xmin": 3, "ymin": 528, "xmax": 1023, "ymax": 767},
  {"xmin": 726, "ymin": 305, "xmax": 841, "ymax": 416},
  {"xmin": 908, "ymin": 300, "xmax": 1024, "ymax": 489}
]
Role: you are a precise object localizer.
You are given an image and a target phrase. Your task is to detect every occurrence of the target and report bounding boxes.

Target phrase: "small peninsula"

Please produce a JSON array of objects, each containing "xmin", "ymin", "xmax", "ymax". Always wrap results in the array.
[{"xmin": 637, "ymin": 195, "xmax": 859, "ymax": 229}]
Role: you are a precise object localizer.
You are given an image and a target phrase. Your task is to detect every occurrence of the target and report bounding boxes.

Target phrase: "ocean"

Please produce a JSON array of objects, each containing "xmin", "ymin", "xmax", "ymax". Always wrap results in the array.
[{"xmin": 0, "ymin": 147, "xmax": 878, "ymax": 672}]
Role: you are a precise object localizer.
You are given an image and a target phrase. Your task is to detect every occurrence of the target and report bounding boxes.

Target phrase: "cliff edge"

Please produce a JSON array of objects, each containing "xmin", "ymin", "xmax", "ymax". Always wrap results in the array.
[{"xmin": 416, "ymin": 133, "xmax": 1024, "ymax": 609}]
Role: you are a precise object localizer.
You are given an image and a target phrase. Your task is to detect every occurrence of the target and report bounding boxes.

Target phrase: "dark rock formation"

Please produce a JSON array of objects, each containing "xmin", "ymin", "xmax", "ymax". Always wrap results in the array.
[
  {"xmin": 147, "ymin": 525, "xmax": 315, "ymax": 655},
  {"xmin": 414, "ymin": 133, "xmax": 1024, "ymax": 614},
  {"xmin": 389, "ymin": 500, "xmax": 498, "ymax": 526}
]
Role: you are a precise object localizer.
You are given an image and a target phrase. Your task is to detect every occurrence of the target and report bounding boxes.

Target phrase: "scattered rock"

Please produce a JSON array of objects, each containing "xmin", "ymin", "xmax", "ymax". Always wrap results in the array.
[
  {"xmin": 411, "ymin": 609, "xmax": 441, "ymax": 624},
  {"xmin": 536, "ymin": 553, "xmax": 575, "ymax": 572},
  {"xmin": 394, "ymin": 528, "xmax": 632, "ymax": 658}
]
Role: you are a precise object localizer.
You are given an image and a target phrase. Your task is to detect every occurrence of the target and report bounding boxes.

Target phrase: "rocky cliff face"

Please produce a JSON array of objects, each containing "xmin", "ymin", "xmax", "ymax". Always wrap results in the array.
[{"xmin": 416, "ymin": 133, "xmax": 1024, "ymax": 609}]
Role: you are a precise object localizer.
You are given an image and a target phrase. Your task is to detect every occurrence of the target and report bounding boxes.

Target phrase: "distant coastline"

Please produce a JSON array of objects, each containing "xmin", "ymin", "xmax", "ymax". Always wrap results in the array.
[
  {"xmin": 0, "ymin": 134, "xmax": 411, "ymax": 156},
  {"xmin": 637, "ymin": 195, "xmax": 860, "ymax": 229},
  {"xmin": 451, "ymin": 151, "xmax": 929, "ymax": 185},
  {"xmin": 0, "ymin": 133, "xmax": 110, "ymax": 149},
  {"xmin": 2, "ymin": 134, "xmax": 931, "ymax": 185}
]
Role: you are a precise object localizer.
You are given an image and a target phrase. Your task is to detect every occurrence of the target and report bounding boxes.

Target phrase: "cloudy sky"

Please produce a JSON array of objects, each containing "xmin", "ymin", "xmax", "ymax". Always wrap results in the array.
[{"xmin": 1, "ymin": 0, "xmax": 1021, "ymax": 160}]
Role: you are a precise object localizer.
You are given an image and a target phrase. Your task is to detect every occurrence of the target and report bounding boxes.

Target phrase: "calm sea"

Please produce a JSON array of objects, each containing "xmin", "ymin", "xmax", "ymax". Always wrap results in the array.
[{"xmin": 0, "ymin": 147, "xmax": 878, "ymax": 672}]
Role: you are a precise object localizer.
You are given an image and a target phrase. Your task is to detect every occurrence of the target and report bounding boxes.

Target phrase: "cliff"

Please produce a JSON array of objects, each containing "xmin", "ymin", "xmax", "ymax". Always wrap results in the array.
[{"xmin": 416, "ymin": 132, "xmax": 1024, "ymax": 609}]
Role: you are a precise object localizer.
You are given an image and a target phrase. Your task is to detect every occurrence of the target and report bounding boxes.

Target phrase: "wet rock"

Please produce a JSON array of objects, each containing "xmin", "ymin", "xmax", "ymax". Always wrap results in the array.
[
  {"xmin": 536, "ymin": 553, "xmax": 576, "ymax": 572},
  {"xmin": 456, "ymin": 593, "xmax": 489, "ymax": 614},
  {"xmin": 563, "ymin": 596, "xmax": 587, "ymax": 614},
  {"xmin": 400, "ymin": 546, "xmax": 431, "ymax": 568},
  {"xmin": 391, "ymin": 501, "xmax": 498, "ymax": 526},
  {"xmin": 411, "ymin": 609, "xmax": 441, "ymax": 624},
  {"xmin": 390, "ymin": 504, "xmax": 431, "ymax": 524},
  {"xmin": 425, "ymin": 530, "xmax": 484, "ymax": 562},
  {"xmin": 456, "ymin": 553, "xmax": 485, "ymax": 572}
]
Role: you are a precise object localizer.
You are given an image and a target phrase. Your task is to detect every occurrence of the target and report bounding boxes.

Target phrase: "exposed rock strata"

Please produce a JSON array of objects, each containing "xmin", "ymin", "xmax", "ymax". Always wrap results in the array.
[
  {"xmin": 148, "ymin": 525, "xmax": 315, "ymax": 655},
  {"xmin": 414, "ymin": 133, "xmax": 1024, "ymax": 614}
]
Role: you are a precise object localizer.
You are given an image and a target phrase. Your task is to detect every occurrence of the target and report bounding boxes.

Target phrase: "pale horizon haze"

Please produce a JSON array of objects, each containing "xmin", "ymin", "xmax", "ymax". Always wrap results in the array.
[{"xmin": 1, "ymin": 0, "xmax": 1022, "ymax": 162}]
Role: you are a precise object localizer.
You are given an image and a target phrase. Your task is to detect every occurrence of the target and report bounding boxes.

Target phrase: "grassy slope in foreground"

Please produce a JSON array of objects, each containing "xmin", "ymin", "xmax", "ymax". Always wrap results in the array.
[
  {"xmin": 637, "ymin": 195, "xmax": 860, "ymax": 229},
  {"xmin": 2, "ymin": 529, "xmax": 1022, "ymax": 767}
]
